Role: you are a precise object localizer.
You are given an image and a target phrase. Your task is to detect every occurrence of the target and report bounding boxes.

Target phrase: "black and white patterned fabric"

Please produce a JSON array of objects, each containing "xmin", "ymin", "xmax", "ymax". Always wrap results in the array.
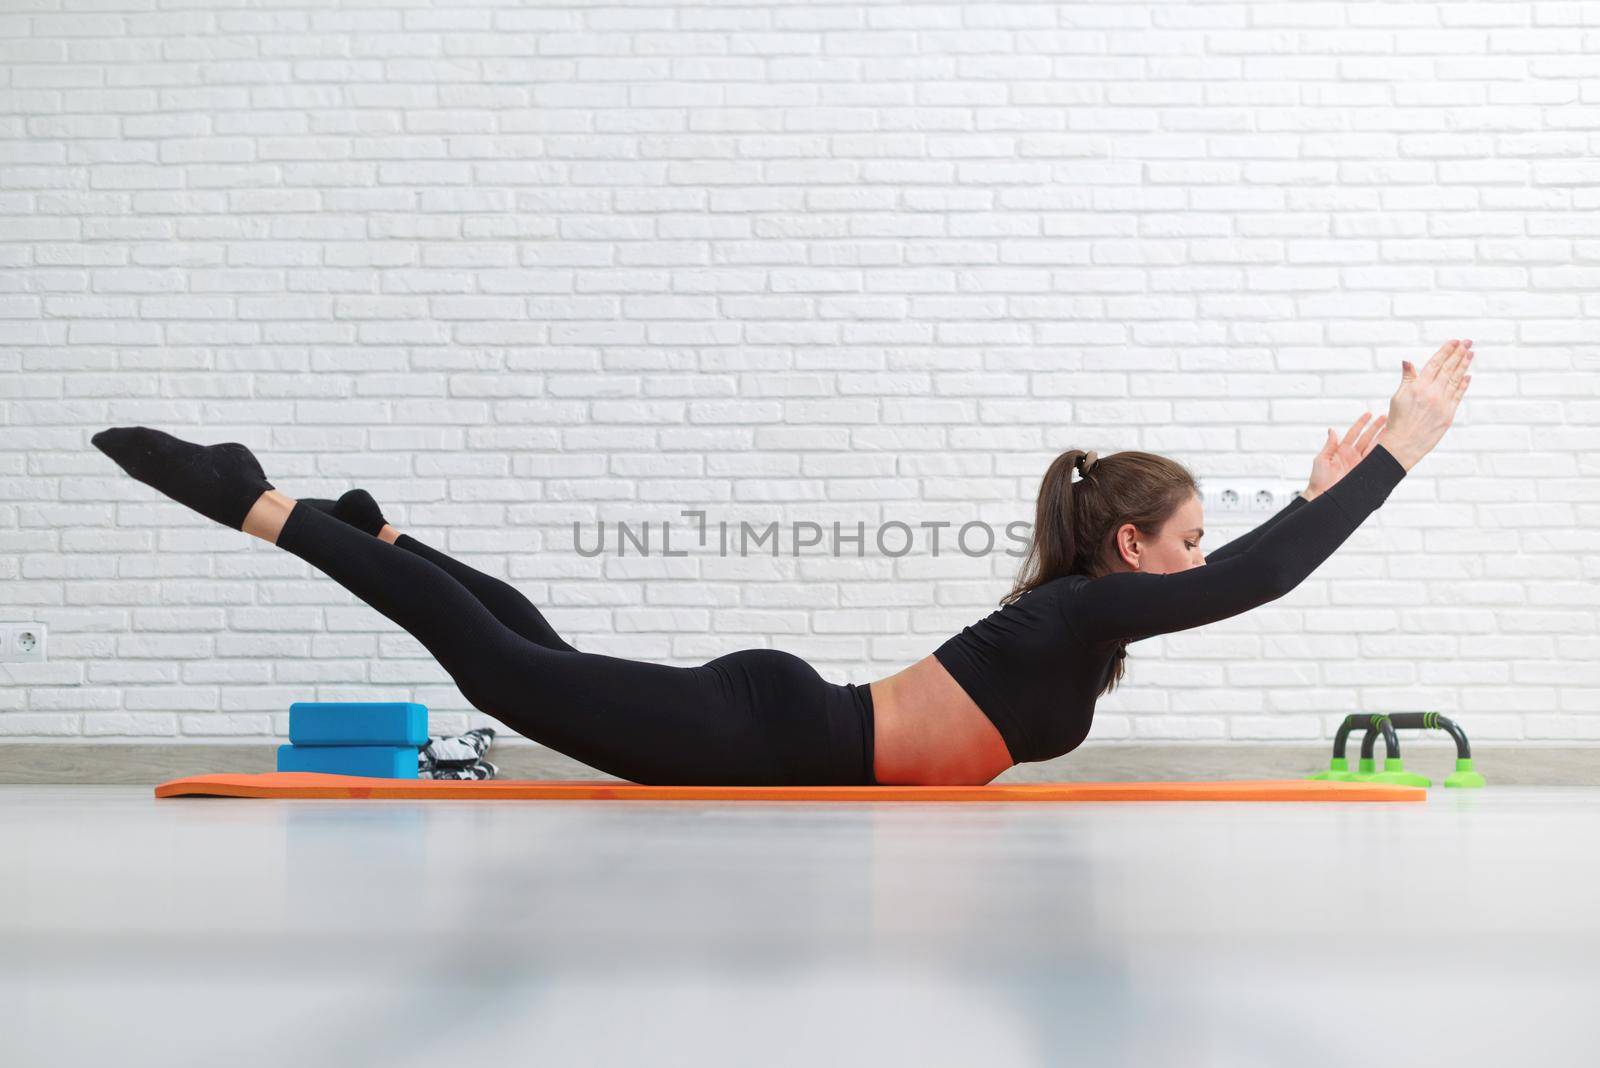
[
  {"xmin": 418, "ymin": 727, "xmax": 496, "ymax": 780},
  {"xmin": 422, "ymin": 759, "xmax": 498, "ymax": 781}
]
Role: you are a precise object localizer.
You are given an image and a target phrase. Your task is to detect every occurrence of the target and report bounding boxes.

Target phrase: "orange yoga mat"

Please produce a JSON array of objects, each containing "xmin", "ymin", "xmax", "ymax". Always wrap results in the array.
[{"xmin": 154, "ymin": 772, "xmax": 1425, "ymax": 803}]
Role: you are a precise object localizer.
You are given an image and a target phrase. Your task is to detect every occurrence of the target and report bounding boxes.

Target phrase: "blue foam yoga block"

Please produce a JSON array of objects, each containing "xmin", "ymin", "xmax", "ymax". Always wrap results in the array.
[
  {"xmin": 277, "ymin": 744, "xmax": 418, "ymax": 779},
  {"xmin": 288, "ymin": 701, "xmax": 429, "ymax": 746}
]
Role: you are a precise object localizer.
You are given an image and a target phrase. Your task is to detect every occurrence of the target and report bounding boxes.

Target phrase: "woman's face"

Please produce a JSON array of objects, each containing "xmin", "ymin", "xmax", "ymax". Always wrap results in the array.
[{"xmin": 1111, "ymin": 493, "xmax": 1206, "ymax": 575}]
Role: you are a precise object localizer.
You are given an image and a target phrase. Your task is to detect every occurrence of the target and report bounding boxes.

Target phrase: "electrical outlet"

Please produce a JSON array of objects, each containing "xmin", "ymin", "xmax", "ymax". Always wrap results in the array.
[
  {"xmin": 1202, "ymin": 485, "xmax": 1291, "ymax": 517},
  {"xmin": 0, "ymin": 623, "xmax": 47, "ymax": 663}
]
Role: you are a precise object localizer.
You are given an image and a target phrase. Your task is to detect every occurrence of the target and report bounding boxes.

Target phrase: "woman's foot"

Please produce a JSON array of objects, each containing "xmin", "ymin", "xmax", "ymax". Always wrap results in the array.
[{"xmin": 91, "ymin": 426, "xmax": 275, "ymax": 531}]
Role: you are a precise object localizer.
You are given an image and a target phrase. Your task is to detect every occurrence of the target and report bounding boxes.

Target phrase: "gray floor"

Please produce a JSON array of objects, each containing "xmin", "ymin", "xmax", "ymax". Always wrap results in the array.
[{"xmin": 4, "ymin": 786, "xmax": 1597, "ymax": 1067}]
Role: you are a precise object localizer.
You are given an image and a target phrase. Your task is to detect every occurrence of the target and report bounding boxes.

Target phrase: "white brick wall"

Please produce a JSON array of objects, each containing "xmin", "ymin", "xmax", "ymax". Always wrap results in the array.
[{"xmin": 2, "ymin": 0, "xmax": 1597, "ymax": 750}]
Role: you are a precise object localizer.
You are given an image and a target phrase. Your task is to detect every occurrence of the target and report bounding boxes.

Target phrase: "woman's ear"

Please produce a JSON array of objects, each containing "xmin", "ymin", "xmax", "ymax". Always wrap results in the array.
[{"xmin": 1112, "ymin": 522, "xmax": 1141, "ymax": 571}]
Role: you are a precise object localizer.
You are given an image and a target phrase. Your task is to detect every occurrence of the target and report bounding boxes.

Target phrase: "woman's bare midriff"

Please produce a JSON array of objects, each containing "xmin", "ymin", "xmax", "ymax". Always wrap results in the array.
[{"xmin": 868, "ymin": 655, "xmax": 1015, "ymax": 786}]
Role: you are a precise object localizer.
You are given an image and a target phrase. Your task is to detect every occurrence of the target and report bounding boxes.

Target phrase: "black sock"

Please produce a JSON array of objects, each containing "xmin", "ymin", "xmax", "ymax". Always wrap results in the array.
[
  {"xmin": 299, "ymin": 488, "xmax": 389, "ymax": 537},
  {"xmin": 91, "ymin": 426, "xmax": 274, "ymax": 531}
]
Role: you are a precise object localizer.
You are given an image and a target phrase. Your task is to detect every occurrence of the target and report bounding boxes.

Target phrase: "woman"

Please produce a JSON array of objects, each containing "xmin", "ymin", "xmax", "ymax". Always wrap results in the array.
[{"xmin": 92, "ymin": 340, "xmax": 1474, "ymax": 787}]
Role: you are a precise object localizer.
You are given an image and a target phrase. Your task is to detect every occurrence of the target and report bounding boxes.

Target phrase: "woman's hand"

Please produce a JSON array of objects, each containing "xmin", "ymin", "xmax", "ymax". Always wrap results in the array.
[
  {"xmin": 1305, "ymin": 411, "xmax": 1388, "ymax": 499},
  {"xmin": 1378, "ymin": 338, "xmax": 1476, "ymax": 472}
]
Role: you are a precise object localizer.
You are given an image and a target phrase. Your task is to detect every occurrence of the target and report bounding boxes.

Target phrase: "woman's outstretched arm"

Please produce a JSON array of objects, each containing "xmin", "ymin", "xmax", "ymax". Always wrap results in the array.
[
  {"xmin": 1065, "ymin": 442, "xmax": 1408, "ymax": 643},
  {"xmin": 1066, "ymin": 338, "xmax": 1474, "ymax": 644},
  {"xmin": 1205, "ymin": 409, "xmax": 1388, "ymax": 566}
]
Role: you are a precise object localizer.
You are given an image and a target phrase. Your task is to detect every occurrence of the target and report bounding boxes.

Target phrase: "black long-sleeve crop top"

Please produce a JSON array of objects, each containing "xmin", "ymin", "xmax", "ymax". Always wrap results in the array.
[{"xmin": 932, "ymin": 443, "xmax": 1409, "ymax": 765}]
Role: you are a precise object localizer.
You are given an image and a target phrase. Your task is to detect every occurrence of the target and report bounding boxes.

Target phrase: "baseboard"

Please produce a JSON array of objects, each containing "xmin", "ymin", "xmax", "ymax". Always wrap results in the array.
[{"xmin": 1, "ymin": 742, "xmax": 1595, "ymax": 786}]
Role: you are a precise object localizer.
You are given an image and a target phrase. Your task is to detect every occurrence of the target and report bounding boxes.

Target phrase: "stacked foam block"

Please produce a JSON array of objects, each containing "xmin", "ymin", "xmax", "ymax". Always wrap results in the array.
[{"xmin": 277, "ymin": 701, "xmax": 429, "ymax": 779}]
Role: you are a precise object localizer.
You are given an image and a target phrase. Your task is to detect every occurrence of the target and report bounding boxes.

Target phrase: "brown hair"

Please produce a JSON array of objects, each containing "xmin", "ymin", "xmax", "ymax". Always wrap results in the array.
[{"xmin": 1003, "ymin": 449, "xmax": 1199, "ymax": 696}]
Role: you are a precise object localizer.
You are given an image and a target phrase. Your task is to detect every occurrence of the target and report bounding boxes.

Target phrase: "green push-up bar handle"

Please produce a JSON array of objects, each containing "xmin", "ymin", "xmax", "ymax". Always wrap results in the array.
[
  {"xmin": 1318, "ymin": 714, "xmax": 1428, "ymax": 787},
  {"xmin": 1334, "ymin": 714, "xmax": 1398, "ymax": 760},
  {"xmin": 1384, "ymin": 711, "xmax": 1484, "ymax": 788},
  {"xmin": 1316, "ymin": 712, "xmax": 1483, "ymax": 788},
  {"xmin": 1385, "ymin": 712, "xmax": 1471, "ymax": 759}
]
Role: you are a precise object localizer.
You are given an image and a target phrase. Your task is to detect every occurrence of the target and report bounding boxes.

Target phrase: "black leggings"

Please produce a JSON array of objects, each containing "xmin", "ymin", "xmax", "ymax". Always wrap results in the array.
[{"xmin": 275, "ymin": 502, "xmax": 877, "ymax": 786}]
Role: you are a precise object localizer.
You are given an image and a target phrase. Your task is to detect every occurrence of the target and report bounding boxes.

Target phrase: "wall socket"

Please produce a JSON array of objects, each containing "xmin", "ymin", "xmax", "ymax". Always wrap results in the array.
[
  {"xmin": 0, "ymin": 623, "xmax": 47, "ymax": 663},
  {"xmin": 1199, "ymin": 485, "xmax": 1296, "ymax": 517}
]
